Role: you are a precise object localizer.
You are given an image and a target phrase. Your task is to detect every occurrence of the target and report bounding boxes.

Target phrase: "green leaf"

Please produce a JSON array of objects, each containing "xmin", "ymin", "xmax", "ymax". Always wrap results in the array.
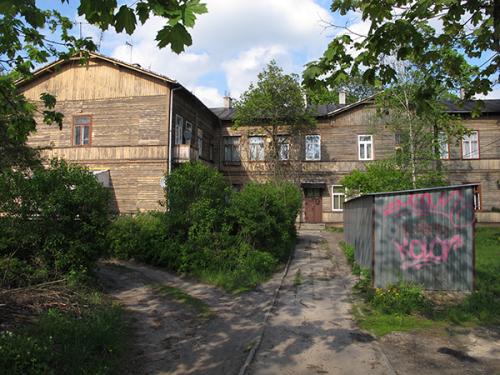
[
  {"xmin": 136, "ymin": 2, "xmax": 149, "ymax": 24},
  {"xmin": 156, "ymin": 24, "xmax": 192, "ymax": 53},
  {"xmin": 115, "ymin": 5, "xmax": 136, "ymax": 34},
  {"xmin": 183, "ymin": 0, "xmax": 208, "ymax": 28}
]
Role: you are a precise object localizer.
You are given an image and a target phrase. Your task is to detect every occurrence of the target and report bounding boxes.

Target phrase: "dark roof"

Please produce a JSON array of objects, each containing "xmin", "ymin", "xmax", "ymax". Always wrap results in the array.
[
  {"xmin": 443, "ymin": 99, "xmax": 500, "ymax": 113},
  {"xmin": 210, "ymin": 99, "xmax": 500, "ymax": 121}
]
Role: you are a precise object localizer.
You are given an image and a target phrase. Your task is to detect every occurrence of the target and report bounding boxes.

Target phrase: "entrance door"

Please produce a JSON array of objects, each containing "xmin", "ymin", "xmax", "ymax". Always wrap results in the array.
[{"xmin": 304, "ymin": 188, "xmax": 322, "ymax": 223}]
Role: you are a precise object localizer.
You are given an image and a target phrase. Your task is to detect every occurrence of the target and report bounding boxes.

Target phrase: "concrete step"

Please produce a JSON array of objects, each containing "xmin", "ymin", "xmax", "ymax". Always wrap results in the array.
[{"xmin": 298, "ymin": 223, "xmax": 326, "ymax": 231}]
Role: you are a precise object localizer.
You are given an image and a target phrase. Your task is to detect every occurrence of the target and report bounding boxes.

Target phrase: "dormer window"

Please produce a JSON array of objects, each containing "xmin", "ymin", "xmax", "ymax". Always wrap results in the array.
[{"xmin": 73, "ymin": 115, "xmax": 91, "ymax": 146}]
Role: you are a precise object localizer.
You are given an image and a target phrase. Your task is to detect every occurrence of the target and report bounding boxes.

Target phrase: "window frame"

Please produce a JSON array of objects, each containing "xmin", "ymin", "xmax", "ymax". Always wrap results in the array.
[
  {"xmin": 358, "ymin": 135, "xmax": 373, "ymax": 161},
  {"xmin": 277, "ymin": 135, "xmax": 290, "ymax": 161},
  {"xmin": 461, "ymin": 130, "xmax": 480, "ymax": 159},
  {"xmin": 438, "ymin": 131, "xmax": 450, "ymax": 160},
  {"xmin": 72, "ymin": 115, "xmax": 92, "ymax": 147},
  {"xmin": 305, "ymin": 134, "xmax": 321, "ymax": 161},
  {"xmin": 197, "ymin": 128, "xmax": 203, "ymax": 158},
  {"xmin": 174, "ymin": 114, "xmax": 183, "ymax": 145},
  {"xmin": 223, "ymin": 136, "xmax": 241, "ymax": 163},
  {"xmin": 184, "ymin": 121, "xmax": 193, "ymax": 144},
  {"xmin": 331, "ymin": 185, "xmax": 345, "ymax": 212},
  {"xmin": 249, "ymin": 135, "xmax": 265, "ymax": 161}
]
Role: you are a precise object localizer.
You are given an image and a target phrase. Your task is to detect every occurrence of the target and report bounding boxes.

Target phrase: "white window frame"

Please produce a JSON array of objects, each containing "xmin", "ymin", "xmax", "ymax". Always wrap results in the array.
[
  {"xmin": 197, "ymin": 128, "xmax": 203, "ymax": 158},
  {"xmin": 438, "ymin": 132, "xmax": 450, "ymax": 159},
  {"xmin": 462, "ymin": 131, "xmax": 479, "ymax": 159},
  {"xmin": 331, "ymin": 185, "xmax": 345, "ymax": 212},
  {"xmin": 249, "ymin": 136, "xmax": 265, "ymax": 161},
  {"xmin": 174, "ymin": 115, "xmax": 183, "ymax": 145},
  {"xmin": 278, "ymin": 135, "xmax": 289, "ymax": 161},
  {"xmin": 358, "ymin": 135, "xmax": 373, "ymax": 161},
  {"xmin": 305, "ymin": 135, "xmax": 321, "ymax": 161}
]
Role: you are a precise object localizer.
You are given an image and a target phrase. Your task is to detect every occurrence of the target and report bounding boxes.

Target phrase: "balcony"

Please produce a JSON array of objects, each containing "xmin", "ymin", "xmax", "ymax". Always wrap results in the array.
[{"xmin": 173, "ymin": 144, "xmax": 198, "ymax": 163}]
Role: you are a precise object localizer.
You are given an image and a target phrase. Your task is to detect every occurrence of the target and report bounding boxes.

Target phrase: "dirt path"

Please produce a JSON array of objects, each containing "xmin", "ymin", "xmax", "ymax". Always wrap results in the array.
[
  {"xmin": 97, "ymin": 258, "xmax": 284, "ymax": 375},
  {"xmin": 248, "ymin": 230, "xmax": 395, "ymax": 375}
]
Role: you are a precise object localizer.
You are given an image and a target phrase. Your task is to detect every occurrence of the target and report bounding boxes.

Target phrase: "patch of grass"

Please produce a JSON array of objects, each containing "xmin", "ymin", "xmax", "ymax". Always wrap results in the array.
[
  {"xmin": 293, "ymin": 269, "xmax": 303, "ymax": 287},
  {"xmin": 0, "ymin": 292, "xmax": 127, "ymax": 375},
  {"xmin": 326, "ymin": 227, "xmax": 344, "ymax": 233},
  {"xmin": 151, "ymin": 284, "xmax": 215, "ymax": 319}
]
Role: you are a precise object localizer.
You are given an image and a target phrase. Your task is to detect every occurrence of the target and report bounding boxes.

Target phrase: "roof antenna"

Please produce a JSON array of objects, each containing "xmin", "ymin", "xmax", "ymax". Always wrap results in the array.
[{"xmin": 125, "ymin": 41, "xmax": 133, "ymax": 63}]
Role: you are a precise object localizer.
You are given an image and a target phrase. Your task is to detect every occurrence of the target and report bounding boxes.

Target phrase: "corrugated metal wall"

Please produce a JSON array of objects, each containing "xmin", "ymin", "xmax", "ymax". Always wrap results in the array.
[
  {"xmin": 344, "ymin": 196, "xmax": 373, "ymax": 268},
  {"xmin": 373, "ymin": 187, "xmax": 475, "ymax": 291}
]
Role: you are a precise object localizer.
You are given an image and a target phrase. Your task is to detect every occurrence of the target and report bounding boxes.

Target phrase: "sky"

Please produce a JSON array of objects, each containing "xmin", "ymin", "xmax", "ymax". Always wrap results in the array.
[{"xmin": 37, "ymin": 0, "xmax": 500, "ymax": 108}]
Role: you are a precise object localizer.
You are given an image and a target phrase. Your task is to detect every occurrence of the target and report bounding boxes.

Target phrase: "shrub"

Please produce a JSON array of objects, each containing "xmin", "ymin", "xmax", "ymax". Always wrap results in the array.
[
  {"xmin": 371, "ymin": 282, "xmax": 429, "ymax": 315},
  {"xmin": 229, "ymin": 182, "xmax": 301, "ymax": 260},
  {"xmin": 0, "ymin": 159, "xmax": 110, "ymax": 287}
]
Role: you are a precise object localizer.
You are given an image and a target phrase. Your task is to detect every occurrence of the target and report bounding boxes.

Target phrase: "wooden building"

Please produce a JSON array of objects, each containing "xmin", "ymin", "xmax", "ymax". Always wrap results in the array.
[
  {"xmin": 19, "ymin": 53, "xmax": 220, "ymax": 213},
  {"xmin": 19, "ymin": 53, "xmax": 500, "ymax": 223}
]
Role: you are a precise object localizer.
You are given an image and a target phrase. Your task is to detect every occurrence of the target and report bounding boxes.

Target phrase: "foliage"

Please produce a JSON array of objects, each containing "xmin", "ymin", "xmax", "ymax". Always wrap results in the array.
[
  {"xmin": 303, "ymin": 0, "xmax": 497, "ymax": 102},
  {"xmin": 234, "ymin": 61, "xmax": 316, "ymax": 179},
  {"xmin": 229, "ymin": 182, "xmax": 302, "ymax": 261},
  {"xmin": 108, "ymin": 162, "xmax": 301, "ymax": 292},
  {"xmin": 0, "ymin": 159, "xmax": 110, "ymax": 287},
  {"xmin": 0, "ymin": 302, "xmax": 126, "ymax": 375},
  {"xmin": 372, "ymin": 283, "xmax": 429, "ymax": 315},
  {"xmin": 341, "ymin": 160, "xmax": 414, "ymax": 197}
]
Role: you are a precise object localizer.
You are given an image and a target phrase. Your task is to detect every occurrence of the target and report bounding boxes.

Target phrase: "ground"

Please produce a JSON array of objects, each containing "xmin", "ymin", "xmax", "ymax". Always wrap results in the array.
[{"xmin": 97, "ymin": 230, "xmax": 500, "ymax": 375}]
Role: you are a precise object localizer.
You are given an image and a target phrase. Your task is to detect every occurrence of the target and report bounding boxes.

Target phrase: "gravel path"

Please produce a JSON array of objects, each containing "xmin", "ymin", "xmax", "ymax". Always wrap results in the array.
[{"xmin": 249, "ymin": 230, "xmax": 395, "ymax": 375}]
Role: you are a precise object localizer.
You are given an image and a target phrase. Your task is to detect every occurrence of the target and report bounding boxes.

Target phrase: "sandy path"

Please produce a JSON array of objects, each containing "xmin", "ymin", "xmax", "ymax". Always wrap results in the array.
[
  {"xmin": 97, "ymin": 257, "xmax": 285, "ymax": 375},
  {"xmin": 249, "ymin": 230, "xmax": 395, "ymax": 375}
]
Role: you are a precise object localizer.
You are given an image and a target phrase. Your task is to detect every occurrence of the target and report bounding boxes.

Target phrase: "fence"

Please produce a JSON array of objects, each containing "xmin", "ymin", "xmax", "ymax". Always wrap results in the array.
[{"xmin": 344, "ymin": 184, "xmax": 476, "ymax": 291}]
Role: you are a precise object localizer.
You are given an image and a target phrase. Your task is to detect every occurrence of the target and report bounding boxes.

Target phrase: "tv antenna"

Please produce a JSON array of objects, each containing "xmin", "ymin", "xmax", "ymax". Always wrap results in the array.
[{"xmin": 125, "ymin": 41, "xmax": 133, "ymax": 63}]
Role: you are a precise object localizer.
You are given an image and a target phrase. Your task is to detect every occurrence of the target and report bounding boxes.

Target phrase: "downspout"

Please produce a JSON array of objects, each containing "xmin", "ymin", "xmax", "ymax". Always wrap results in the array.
[{"xmin": 168, "ymin": 85, "xmax": 182, "ymax": 175}]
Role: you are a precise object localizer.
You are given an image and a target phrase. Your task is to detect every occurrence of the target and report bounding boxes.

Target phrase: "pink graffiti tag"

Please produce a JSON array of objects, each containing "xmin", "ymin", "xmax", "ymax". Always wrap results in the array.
[{"xmin": 393, "ymin": 235, "xmax": 464, "ymax": 270}]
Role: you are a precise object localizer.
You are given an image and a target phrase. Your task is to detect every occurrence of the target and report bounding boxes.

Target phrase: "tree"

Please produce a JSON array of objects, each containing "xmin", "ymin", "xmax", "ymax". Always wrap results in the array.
[
  {"xmin": 234, "ymin": 61, "xmax": 316, "ymax": 180},
  {"xmin": 0, "ymin": 0, "xmax": 207, "ymax": 171},
  {"xmin": 304, "ymin": 70, "xmax": 378, "ymax": 105},
  {"xmin": 303, "ymin": 0, "xmax": 498, "ymax": 102}
]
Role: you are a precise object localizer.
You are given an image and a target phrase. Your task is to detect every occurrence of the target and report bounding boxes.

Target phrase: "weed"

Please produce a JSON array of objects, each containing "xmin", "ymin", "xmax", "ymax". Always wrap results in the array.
[
  {"xmin": 151, "ymin": 284, "xmax": 215, "ymax": 319},
  {"xmin": 326, "ymin": 227, "xmax": 344, "ymax": 233},
  {"xmin": 294, "ymin": 269, "xmax": 303, "ymax": 287}
]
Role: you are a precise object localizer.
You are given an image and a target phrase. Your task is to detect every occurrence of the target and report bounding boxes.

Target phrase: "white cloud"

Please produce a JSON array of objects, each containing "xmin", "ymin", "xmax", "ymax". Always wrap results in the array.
[
  {"xmin": 191, "ymin": 86, "xmax": 224, "ymax": 108},
  {"xmin": 475, "ymin": 87, "xmax": 500, "ymax": 100}
]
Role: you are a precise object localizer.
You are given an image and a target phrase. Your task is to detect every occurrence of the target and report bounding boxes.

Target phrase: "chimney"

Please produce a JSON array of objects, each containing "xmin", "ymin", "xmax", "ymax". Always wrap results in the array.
[
  {"xmin": 339, "ymin": 90, "xmax": 346, "ymax": 105},
  {"xmin": 460, "ymin": 88, "xmax": 466, "ymax": 100},
  {"xmin": 223, "ymin": 96, "xmax": 233, "ymax": 108}
]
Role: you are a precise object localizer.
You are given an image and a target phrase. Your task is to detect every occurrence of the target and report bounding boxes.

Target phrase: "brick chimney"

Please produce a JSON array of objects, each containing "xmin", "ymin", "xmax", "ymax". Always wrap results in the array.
[
  {"xmin": 339, "ymin": 90, "xmax": 346, "ymax": 105},
  {"xmin": 223, "ymin": 96, "xmax": 233, "ymax": 108}
]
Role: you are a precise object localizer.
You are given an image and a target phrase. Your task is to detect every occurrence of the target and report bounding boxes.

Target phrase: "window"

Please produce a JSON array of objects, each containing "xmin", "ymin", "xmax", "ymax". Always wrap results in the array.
[
  {"xmin": 184, "ymin": 121, "xmax": 193, "ymax": 144},
  {"xmin": 224, "ymin": 136, "xmax": 240, "ymax": 163},
  {"xmin": 331, "ymin": 185, "xmax": 345, "ymax": 211},
  {"xmin": 462, "ymin": 131, "xmax": 479, "ymax": 159},
  {"xmin": 473, "ymin": 185, "xmax": 481, "ymax": 210},
  {"xmin": 249, "ymin": 136, "xmax": 265, "ymax": 161},
  {"xmin": 73, "ymin": 115, "xmax": 91, "ymax": 146},
  {"xmin": 438, "ymin": 132, "xmax": 449, "ymax": 159},
  {"xmin": 358, "ymin": 135, "xmax": 373, "ymax": 160},
  {"xmin": 305, "ymin": 135, "xmax": 321, "ymax": 161},
  {"xmin": 278, "ymin": 136, "xmax": 289, "ymax": 161},
  {"xmin": 197, "ymin": 128, "xmax": 203, "ymax": 158},
  {"xmin": 174, "ymin": 115, "xmax": 183, "ymax": 145}
]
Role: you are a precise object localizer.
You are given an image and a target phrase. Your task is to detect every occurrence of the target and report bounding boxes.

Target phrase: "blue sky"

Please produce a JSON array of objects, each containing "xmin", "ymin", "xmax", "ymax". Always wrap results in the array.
[{"xmin": 37, "ymin": 0, "xmax": 499, "ymax": 107}]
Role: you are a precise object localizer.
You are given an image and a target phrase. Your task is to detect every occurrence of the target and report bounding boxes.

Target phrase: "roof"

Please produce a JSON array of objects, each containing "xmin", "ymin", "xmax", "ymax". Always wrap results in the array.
[
  {"xmin": 210, "ymin": 97, "xmax": 500, "ymax": 121},
  {"xmin": 16, "ymin": 52, "xmax": 176, "ymax": 86},
  {"xmin": 345, "ymin": 183, "xmax": 479, "ymax": 203}
]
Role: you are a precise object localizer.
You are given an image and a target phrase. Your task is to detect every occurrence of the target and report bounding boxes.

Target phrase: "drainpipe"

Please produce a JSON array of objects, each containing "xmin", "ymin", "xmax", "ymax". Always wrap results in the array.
[{"xmin": 168, "ymin": 85, "xmax": 182, "ymax": 175}]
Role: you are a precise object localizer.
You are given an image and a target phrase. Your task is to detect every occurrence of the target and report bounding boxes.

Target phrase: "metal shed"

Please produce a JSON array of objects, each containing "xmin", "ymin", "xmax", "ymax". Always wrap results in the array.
[{"xmin": 344, "ymin": 184, "xmax": 476, "ymax": 291}]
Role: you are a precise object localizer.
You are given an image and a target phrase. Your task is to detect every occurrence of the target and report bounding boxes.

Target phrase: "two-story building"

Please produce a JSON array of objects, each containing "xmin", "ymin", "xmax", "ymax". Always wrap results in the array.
[{"xmin": 19, "ymin": 53, "xmax": 500, "ymax": 223}]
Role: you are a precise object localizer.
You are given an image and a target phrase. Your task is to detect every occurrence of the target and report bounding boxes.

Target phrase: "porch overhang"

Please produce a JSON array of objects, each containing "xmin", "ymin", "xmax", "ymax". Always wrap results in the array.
[{"xmin": 301, "ymin": 182, "xmax": 326, "ymax": 189}]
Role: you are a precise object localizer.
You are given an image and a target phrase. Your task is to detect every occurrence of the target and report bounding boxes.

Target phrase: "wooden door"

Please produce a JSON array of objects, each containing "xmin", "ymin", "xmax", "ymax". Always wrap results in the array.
[{"xmin": 304, "ymin": 188, "xmax": 323, "ymax": 223}]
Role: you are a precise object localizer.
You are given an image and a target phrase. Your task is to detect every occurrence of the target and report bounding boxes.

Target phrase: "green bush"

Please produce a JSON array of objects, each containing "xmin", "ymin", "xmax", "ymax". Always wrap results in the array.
[
  {"xmin": 371, "ymin": 282, "xmax": 429, "ymax": 315},
  {"xmin": 229, "ymin": 182, "xmax": 301, "ymax": 261},
  {"xmin": 0, "ymin": 159, "xmax": 110, "ymax": 287}
]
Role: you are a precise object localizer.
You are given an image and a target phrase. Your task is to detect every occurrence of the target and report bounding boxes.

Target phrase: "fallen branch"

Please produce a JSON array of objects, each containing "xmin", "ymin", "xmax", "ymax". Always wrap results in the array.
[{"xmin": 0, "ymin": 279, "xmax": 65, "ymax": 296}]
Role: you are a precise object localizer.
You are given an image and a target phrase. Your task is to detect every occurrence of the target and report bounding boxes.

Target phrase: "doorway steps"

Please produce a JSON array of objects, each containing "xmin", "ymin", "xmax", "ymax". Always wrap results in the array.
[{"xmin": 298, "ymin": 223, "xmax": 326, "ymax": 231}]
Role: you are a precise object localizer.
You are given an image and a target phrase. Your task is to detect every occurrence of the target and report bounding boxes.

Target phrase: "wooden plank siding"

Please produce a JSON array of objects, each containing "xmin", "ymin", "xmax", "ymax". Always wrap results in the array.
[{"xmin": 21, "ymin": 57, "xmax": 172, "ymax": 214}]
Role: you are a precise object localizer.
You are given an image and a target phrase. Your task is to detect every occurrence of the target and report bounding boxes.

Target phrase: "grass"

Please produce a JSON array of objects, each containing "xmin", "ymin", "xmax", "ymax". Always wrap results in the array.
[
  {"xmin": 348, "ymin": 226, "xmax": 500, "ymax": 336},
  {"xmin": 0, "ymin": 288, "xmax": 128, "ymax": 375},
  {"xmin": 293, "ymin": 268, "xmax": 303, "ymax": 287},
  {"xmin": 151, "ymin": 284, "xmax": 215, "ymax": 319},
  {"xmin": 326, "ymin": 226, "xmax": 344, "ymax": 233}
]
